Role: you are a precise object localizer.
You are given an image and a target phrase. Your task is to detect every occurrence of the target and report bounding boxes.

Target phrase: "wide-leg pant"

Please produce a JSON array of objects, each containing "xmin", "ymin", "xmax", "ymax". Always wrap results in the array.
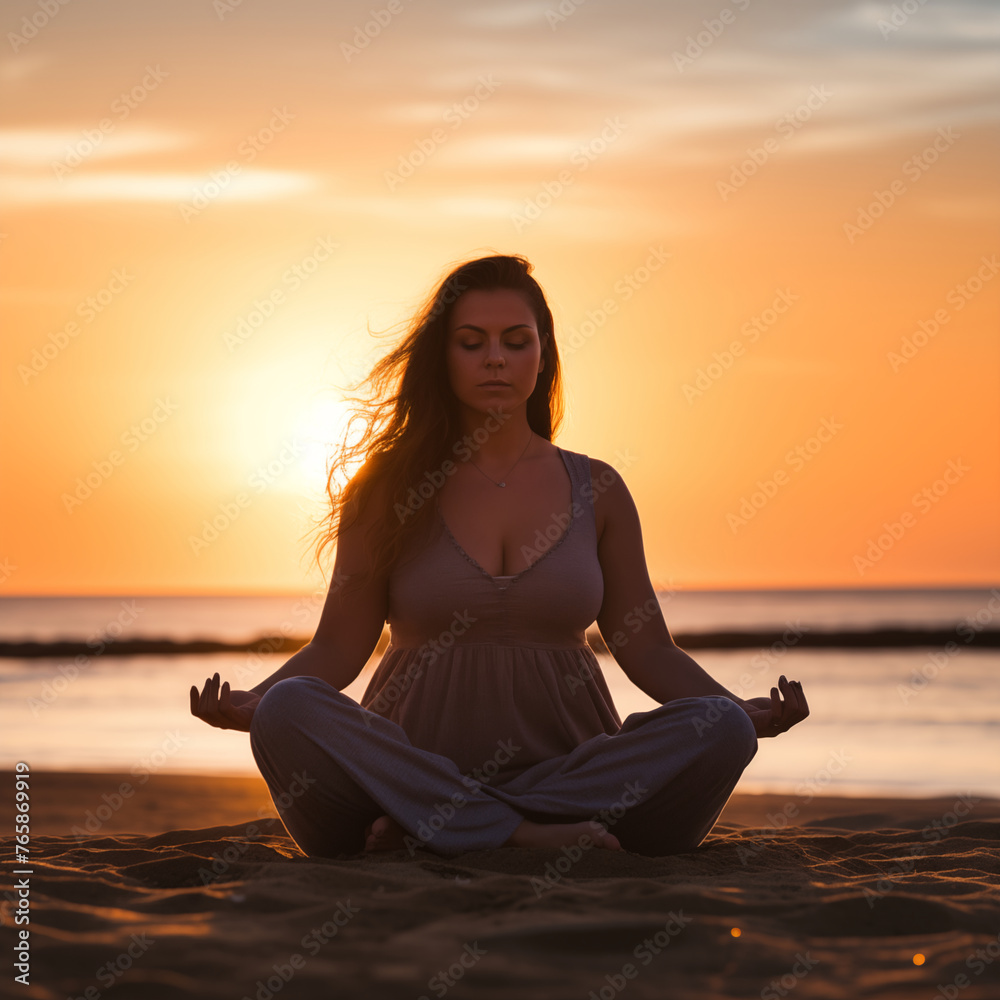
[{"xmin": 249, "ymin": 675, "xmax": 758, "ymax": 859}]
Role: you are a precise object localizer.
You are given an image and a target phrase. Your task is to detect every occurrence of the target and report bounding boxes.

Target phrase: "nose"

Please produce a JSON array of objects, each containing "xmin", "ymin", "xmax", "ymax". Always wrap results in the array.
[{"xmin": 485, "ymin": 342, "xmax": 505, "ymax": 369}]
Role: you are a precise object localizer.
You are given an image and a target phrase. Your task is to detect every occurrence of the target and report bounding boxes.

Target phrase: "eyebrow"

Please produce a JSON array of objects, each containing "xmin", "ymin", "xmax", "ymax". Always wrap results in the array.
[{"xmin": 453, "ymin": 324, "xmax": 534, "ymax": 334}]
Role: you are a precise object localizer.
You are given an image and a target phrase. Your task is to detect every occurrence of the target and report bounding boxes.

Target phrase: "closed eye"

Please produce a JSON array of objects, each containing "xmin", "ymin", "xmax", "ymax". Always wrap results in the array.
[{"xmin": 461, "ymin": 342, "xmax": 528, "ymax": 350}]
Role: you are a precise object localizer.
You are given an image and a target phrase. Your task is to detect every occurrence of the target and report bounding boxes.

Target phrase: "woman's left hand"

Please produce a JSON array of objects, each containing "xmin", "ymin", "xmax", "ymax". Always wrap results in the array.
[
  {"xmin": 741, "ymin": 676, "xmax": 809, "ymax": 738},
  {"xmin": 190, "ymin": 672, "xmax": 260, "ymax": 733}
]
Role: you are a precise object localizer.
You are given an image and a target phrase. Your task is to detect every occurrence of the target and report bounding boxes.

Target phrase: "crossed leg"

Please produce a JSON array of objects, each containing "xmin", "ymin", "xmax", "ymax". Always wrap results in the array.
[{"xmin": 250, "ymin": 676, "xmax": 756, "ymax": 858}]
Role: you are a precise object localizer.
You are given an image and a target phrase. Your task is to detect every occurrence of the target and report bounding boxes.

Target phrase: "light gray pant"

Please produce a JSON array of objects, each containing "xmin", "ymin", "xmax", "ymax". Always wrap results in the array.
[{"xmin": 249, "ymin": 675, "xmax": 758, "ymax": 859}]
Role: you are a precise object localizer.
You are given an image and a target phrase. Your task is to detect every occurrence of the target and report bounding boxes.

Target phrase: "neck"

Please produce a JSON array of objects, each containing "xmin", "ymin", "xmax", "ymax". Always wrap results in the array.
[{"xmin": 456, "ymin": 405, "xmax": 536, "ymax": 465}]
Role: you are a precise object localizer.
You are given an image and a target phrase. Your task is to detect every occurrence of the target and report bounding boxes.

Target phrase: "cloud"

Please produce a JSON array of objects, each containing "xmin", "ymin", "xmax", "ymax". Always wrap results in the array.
[
  {"xmin": 0, "ymin": 128, "xmax": 190, "ymax": 166},
  {"xmin": 2, "ymin": 168, "xmax": 319, "ymax": 204}
]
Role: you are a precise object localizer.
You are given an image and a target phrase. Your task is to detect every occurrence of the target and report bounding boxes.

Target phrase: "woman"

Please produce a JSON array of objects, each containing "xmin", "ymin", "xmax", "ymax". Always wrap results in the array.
[{"xmin": 190, "ymin": 254, "xmax": 808, "ymax": 859}]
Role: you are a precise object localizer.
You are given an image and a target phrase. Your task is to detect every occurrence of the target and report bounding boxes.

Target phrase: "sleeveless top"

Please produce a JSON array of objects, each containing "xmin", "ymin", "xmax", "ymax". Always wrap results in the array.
[{"xmin": 359, "ymin": 446, "xmax": 623, "ymax": 782}]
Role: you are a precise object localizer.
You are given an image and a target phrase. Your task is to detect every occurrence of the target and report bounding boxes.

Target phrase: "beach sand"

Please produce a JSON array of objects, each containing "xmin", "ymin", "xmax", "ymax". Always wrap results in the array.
[{"xmin": 2, "ymin": 771, "xmax": 998, "ymax": 999}]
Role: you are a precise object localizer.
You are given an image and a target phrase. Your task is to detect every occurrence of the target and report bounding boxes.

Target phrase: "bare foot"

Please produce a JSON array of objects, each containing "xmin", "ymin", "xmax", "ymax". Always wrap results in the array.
[
  {"xmin": 504, "ymin": 819, "xmax": 622, "ymax": 851},
  {"xmin": 363, "ymin": 814, "xmax": 408, "ymax": 852}
]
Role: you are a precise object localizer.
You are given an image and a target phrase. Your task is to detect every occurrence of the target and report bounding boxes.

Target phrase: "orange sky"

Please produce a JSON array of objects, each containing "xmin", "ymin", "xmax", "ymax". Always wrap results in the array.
[{"xmin": 1, "ymin": 0, "xmax": 998, "ymax": 594}]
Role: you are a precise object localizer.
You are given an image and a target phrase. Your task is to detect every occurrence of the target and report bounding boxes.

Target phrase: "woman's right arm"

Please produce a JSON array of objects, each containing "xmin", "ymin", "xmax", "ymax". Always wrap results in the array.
[{"xmin": 190, "ymin": 484, "xmax": 390, "ymax": 730}]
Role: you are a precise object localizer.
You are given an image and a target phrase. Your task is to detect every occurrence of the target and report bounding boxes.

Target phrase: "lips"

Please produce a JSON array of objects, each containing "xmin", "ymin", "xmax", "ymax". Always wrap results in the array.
[{"xmin": 479, "ymin": 381, "xmax": 510, "ymax": 386}]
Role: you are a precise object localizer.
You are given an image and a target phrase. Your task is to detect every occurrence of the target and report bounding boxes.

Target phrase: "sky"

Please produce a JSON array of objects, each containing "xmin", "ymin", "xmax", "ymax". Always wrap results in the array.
[{"xmin": 1, "ymin": 0, "xmax": 998, "ymax": 594}]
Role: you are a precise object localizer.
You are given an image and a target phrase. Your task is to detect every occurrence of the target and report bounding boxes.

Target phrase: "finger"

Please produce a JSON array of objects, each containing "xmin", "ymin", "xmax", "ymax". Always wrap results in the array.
[
  {"xmin": 777, "ymin": 679, "xmax": 811, "ymax": 730},
  {"xmin": 766, "ymin": 687, "xmax": 781, "ymax": 733},
  {"xmin": 219, "ymin": 681, "xmax": 237, "ymax": 728},
  {"xmin": 201, "ymin": 673, "xmax": 223, "ymax": 722},
  {"xmin": 207, "ymin": 672, "xmax": 221, "ymax": 715},
  {"xmin": 190, "ymin": 685, "xmax": 200, "ymax": 717},
  {"xmin": 778, "ymin": 675, "xmax": 799, "ymax": 715},
  {"xmin": 781, "ymin": 677, "xmax": 808, "ymax": 724},
  {"xmin": 198, "ymin": 675, "xmax": 213, "ymax": 715},
  {"xmin": 792, "ymin": 680, "xmax": 809, "ymax": 718}
]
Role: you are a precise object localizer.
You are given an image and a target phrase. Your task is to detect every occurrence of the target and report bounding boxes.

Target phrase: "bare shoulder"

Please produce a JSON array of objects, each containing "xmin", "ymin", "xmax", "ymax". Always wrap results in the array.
[{"xmin": 585, "ymin": 457, "xmax": 630, "ymax": 543}]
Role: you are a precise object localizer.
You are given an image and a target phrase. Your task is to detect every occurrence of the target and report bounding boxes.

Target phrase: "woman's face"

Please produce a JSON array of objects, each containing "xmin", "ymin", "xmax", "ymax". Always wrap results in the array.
[{"xmin": 445, "ymin": 288, "xmax": 544, "ymax": 416}]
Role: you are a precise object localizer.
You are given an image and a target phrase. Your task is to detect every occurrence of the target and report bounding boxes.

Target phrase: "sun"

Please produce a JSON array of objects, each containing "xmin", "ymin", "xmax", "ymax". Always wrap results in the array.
[{"xmin": 289, "ymin": 392, "xmax": 365, "ymax": 495}]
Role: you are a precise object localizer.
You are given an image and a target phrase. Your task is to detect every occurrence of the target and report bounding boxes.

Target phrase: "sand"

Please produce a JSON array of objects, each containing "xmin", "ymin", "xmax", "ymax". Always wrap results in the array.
[{"xmin": 2, "ymin": 771, "xmax": 999, "ymax": 1000}]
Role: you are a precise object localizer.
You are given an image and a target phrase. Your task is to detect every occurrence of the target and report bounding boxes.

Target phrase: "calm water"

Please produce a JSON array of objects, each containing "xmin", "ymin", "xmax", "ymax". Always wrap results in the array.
[
  {"xmin": 1, "ymin": 588, "xmax": 997, "ymax": 643},
  {"xmin": 1, "ymin": 589, "xmax": 997, "ymax": 797}
]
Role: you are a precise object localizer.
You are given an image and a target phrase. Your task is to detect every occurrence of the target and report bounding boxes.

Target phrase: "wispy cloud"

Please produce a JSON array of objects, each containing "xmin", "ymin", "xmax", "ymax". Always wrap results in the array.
[
  {"xmin": 0, "ymin": 128, "xmax": 190, "ymax": 166},
  {"xmin": 2, "ymin": 169, "xmax": 319, "ymax": 204}
]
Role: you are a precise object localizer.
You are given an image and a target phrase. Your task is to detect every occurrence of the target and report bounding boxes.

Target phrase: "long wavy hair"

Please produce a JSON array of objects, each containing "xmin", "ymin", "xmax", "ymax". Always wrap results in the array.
[{"xmin": 308, "ymin": 253, "xmax": 565, "ymax": 594}]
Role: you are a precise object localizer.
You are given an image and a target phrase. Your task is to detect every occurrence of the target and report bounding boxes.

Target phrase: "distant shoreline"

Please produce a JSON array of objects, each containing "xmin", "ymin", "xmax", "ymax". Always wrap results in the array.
[{"xmin": 2, "ymin": 626, "xmax": 998, "ymax": 657}]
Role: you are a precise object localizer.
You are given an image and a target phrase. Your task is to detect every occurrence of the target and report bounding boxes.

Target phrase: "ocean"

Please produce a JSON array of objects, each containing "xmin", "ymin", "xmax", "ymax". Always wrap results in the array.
[{"xmin": 1, "ymin": 588, "xmax": 997, "ymax": 798}]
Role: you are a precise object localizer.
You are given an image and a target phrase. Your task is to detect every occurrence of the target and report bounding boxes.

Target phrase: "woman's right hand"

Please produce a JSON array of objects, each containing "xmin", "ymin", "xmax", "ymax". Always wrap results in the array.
[{"xmin": 190, "ymin": 672, "xmax": 261, "ymax": 732}]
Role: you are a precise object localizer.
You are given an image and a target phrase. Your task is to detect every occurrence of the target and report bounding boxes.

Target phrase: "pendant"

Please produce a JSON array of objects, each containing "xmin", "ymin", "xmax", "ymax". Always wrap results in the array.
[{"xmin": 498, "ymin": 482, "xmax": 506, "ymax": 488}]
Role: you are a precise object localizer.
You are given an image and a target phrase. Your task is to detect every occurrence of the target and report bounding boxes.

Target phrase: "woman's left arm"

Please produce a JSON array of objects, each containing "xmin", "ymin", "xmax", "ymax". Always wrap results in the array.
[{"xmin": 590, "ymin": 459, "xmax": 808, "ymax": 738}]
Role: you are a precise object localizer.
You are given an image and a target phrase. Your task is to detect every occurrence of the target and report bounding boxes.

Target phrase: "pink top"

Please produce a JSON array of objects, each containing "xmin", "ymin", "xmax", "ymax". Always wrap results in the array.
[{"xmin": 360, "ymin": 446, "xmax": 623, "ymax": 781}]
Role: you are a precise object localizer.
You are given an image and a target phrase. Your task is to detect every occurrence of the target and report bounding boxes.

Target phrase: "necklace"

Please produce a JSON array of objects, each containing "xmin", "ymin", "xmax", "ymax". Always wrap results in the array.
[{"xmin": 469, "ymin": 429, "xmax": 534, "ymax": 487}]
